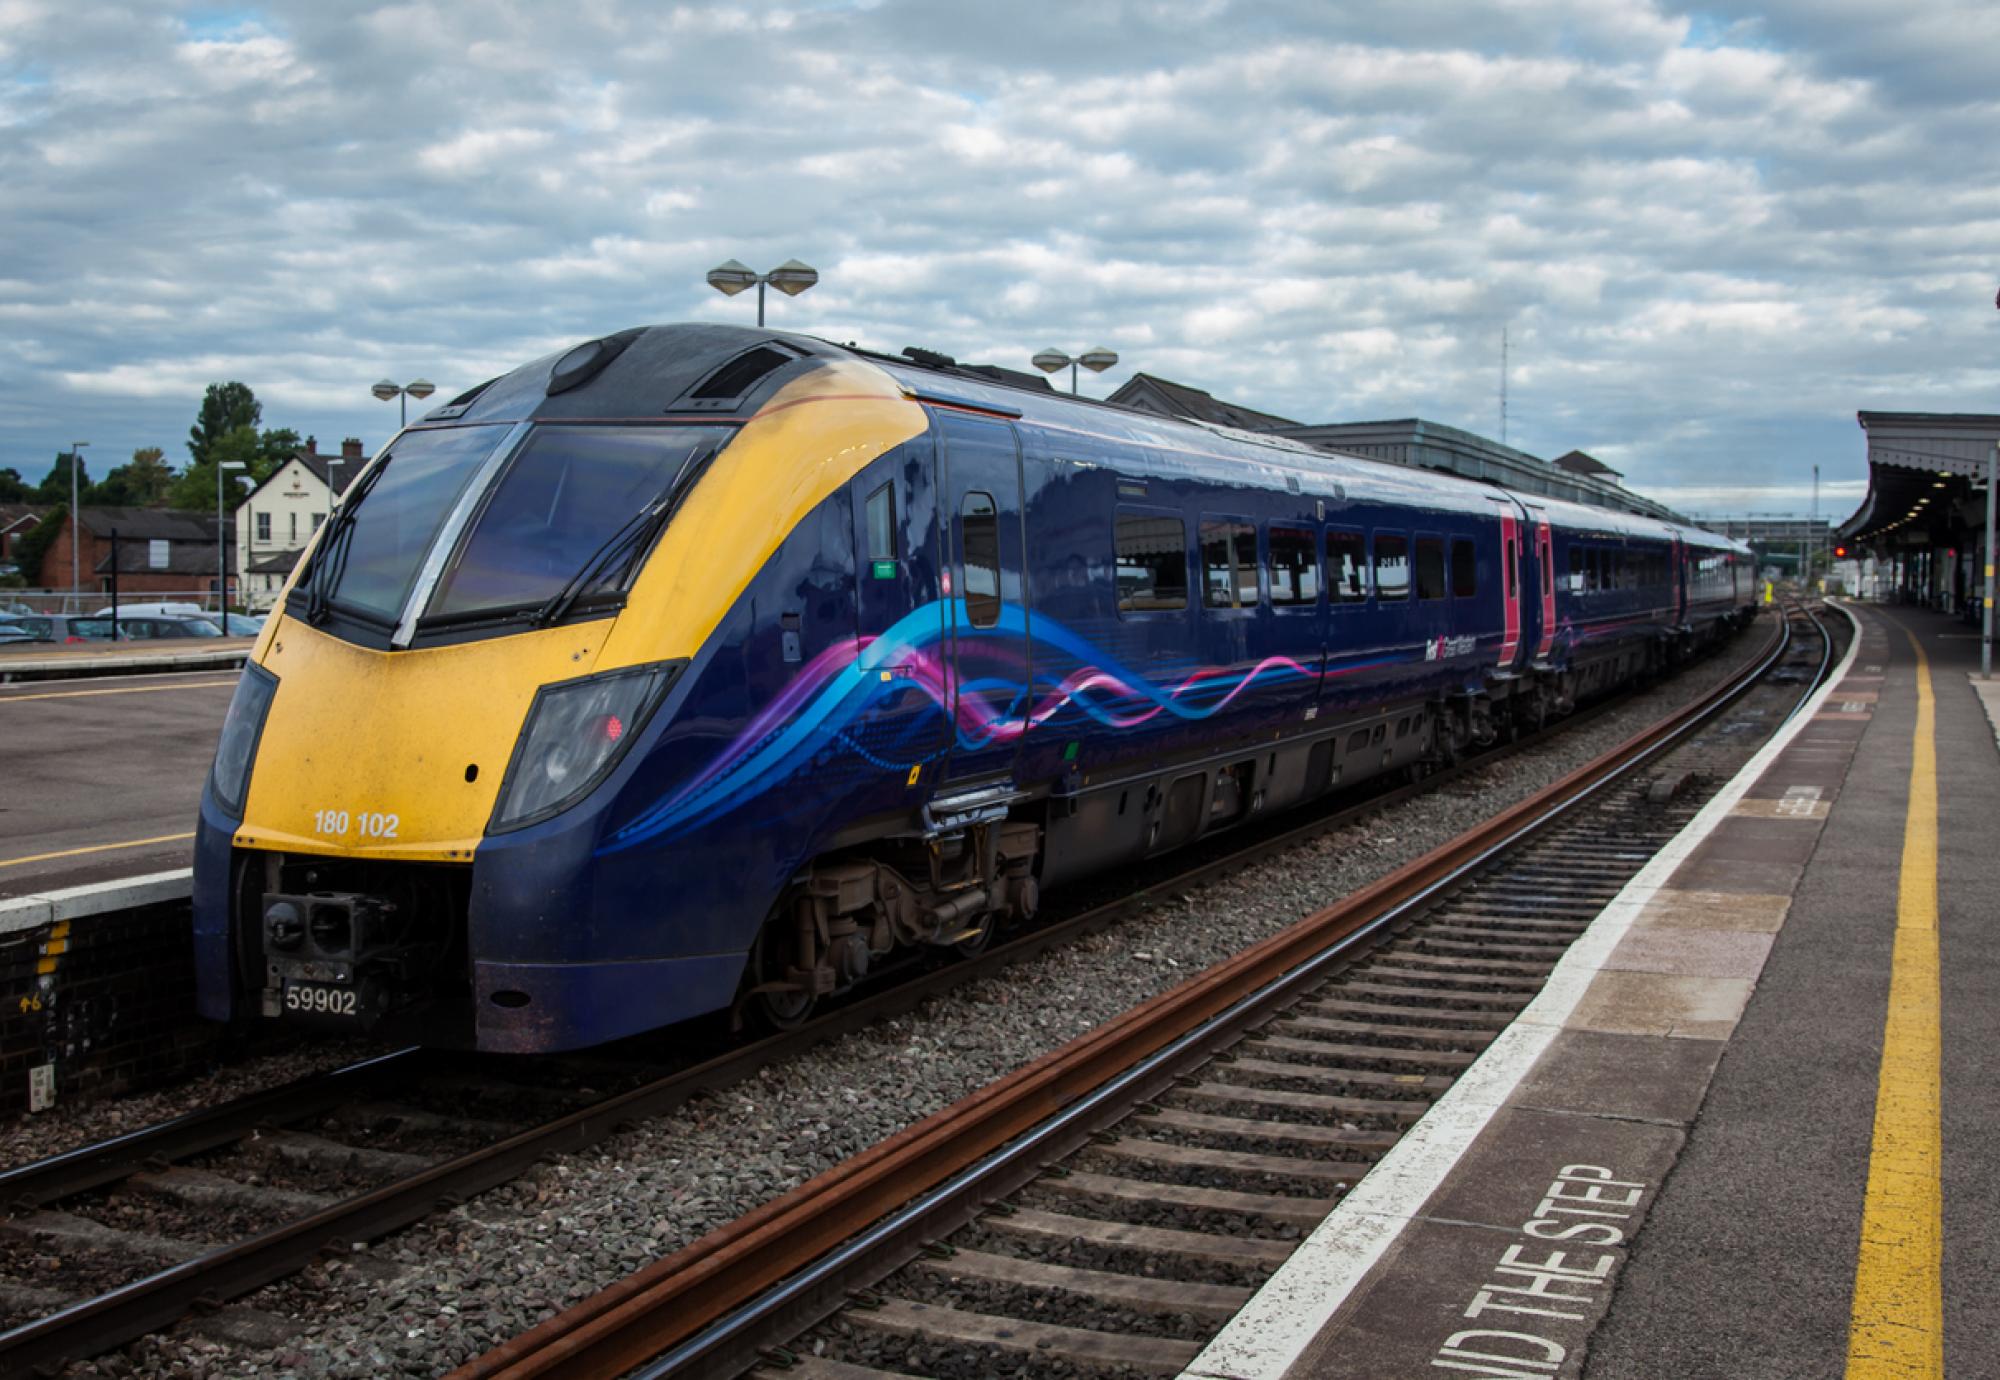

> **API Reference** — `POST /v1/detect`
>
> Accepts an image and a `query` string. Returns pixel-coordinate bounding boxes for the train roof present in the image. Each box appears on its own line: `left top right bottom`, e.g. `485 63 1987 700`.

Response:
421 322 1748 555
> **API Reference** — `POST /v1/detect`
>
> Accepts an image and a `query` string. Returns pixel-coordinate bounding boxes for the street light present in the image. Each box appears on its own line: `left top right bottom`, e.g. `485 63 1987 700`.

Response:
217 460 247 620
706 258 819 327
68 441 89 593
1031 347 1119 395
372 377 437 427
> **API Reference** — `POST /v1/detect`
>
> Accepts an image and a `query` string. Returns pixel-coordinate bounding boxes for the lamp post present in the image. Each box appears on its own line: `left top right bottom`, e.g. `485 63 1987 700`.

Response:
1031 347 1119 395
216 460 246 619
371 378 437 427
68 441 89 593
706 259 819 327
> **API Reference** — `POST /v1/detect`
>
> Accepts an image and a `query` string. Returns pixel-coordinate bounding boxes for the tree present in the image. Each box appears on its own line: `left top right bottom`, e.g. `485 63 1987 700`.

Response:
0 467 26 503
188 382 262 468
168 426 263 511
257 428 302 474
89 447 175 507
34 451 90 505
11 502 65 585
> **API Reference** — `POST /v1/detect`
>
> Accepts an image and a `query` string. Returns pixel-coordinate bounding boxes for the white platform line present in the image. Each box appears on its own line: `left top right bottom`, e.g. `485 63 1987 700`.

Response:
1183 605 1865 1380
0 868 195 936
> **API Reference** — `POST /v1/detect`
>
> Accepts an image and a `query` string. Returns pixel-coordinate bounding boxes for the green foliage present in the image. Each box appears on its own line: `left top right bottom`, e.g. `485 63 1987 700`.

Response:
0 467 26 503
35 451 91 504
188 382 262 467
11 501 65 584
89 447 175 508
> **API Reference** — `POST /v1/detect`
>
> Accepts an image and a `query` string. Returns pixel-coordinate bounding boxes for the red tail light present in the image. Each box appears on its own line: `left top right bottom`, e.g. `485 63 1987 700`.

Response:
604 714 624 743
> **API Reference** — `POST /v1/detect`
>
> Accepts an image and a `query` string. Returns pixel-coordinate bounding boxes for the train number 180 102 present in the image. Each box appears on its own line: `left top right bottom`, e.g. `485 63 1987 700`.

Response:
312 809 399 839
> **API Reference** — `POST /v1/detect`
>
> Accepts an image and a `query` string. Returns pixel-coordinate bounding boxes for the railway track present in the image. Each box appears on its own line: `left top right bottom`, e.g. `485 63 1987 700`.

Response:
0 610 1813 1376
448 601 1837 1380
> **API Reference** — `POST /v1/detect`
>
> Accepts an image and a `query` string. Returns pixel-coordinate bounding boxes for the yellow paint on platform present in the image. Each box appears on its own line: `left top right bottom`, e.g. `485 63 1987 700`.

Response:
1846 622 1943 1379
0 831 195 869
0 679 235 704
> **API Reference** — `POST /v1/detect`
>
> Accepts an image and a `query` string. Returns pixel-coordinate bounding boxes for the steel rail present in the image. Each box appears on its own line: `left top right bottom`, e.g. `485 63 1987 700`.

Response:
449 613 1794 1380
0 617 1785 1376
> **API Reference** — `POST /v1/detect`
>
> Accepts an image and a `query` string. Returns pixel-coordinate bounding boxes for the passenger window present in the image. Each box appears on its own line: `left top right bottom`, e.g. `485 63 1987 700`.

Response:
1268 524 1319 607
1116 512 1188 612
1200 519 1259 609
1594 549 1609 592
1569 547 1586 593
1327 529 1368 603
1415 537 1447 600
1373 533 1410 601
1505 538 1517 598
865 482 896 561
1451 539 1478 598
960 492 1001 628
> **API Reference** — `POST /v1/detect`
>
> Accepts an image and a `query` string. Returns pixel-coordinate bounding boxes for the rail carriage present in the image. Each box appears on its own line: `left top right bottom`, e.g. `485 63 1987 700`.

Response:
193 323 1753 1051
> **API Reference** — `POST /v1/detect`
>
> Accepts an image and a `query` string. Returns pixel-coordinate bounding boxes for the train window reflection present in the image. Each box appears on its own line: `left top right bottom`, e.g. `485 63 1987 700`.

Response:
1200 519 1258 609
1268 524 1319 607
1327 529 1367 603
1373 533 1410 601
1116 512 1188 613
429 424 733 621
960 491 1001 628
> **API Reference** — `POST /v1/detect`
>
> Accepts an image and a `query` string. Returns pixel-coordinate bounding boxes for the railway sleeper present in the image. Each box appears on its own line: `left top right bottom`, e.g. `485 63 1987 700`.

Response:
1039 1169 1333 1230
915 1247 1253 1320
843 1295 1202 1375
1090 1137 1370 1188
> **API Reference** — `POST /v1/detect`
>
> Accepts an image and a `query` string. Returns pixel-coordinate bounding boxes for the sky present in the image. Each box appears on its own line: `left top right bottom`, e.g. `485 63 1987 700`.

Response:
4 0 1998 522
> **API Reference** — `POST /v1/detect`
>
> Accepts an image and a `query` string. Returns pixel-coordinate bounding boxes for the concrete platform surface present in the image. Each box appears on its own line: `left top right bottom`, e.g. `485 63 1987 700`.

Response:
0 668 236 898
1185 604 1996 1380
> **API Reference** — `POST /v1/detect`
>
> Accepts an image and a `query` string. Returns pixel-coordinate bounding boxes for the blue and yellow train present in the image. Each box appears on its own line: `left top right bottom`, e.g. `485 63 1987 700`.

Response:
194 323 1754 1051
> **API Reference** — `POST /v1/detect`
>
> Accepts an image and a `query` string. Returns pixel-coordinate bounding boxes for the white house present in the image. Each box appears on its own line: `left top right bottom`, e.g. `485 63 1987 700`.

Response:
234 437 369 609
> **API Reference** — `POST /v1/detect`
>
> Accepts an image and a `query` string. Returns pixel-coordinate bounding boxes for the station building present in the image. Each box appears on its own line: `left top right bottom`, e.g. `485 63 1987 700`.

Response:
231 437 365 609
1835 411 1998 624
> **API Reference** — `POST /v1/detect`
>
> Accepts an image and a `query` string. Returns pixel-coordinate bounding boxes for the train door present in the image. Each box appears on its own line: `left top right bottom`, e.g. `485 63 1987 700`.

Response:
1671 535 1687 624
849 435 948 782
935 409 1032 787
1492 500 1523 670
1528 507 1556 661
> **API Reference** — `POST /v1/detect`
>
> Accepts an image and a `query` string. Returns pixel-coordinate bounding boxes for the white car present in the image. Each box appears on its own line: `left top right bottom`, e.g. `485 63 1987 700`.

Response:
93 601 208 620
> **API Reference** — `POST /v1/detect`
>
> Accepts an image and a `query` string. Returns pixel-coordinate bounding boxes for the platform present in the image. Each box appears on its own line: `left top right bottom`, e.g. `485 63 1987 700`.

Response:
1187 603 1995 1379
0 668 234 899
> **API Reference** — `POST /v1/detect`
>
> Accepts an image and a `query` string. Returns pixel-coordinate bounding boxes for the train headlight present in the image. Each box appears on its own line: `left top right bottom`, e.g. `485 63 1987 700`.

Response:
489 662 681 832
209 663 279 819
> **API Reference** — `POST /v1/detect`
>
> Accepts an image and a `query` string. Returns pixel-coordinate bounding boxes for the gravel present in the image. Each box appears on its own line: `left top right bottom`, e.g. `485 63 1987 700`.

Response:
50 629 1771 1379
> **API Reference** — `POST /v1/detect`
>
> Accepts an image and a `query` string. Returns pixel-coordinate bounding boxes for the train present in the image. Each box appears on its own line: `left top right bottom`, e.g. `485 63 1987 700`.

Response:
193 323 1755 1052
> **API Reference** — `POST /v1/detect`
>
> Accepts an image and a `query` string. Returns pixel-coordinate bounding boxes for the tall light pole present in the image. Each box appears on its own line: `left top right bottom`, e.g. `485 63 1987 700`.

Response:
372 378 436 427
706 259 819 327
1032 347 1119 395
68 441 89 593
216 460 246 618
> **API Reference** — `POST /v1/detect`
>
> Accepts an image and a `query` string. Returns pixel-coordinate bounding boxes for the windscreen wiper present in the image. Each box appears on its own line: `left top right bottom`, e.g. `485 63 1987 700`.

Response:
530 442 722 629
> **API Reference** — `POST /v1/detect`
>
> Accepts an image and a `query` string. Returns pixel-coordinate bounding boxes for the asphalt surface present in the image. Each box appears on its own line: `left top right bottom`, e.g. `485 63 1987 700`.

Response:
1583 605 1997 1379
0 668 237 898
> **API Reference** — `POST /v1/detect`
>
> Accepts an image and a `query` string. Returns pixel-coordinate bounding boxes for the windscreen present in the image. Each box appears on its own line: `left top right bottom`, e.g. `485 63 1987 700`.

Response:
426 425 732 620
323 425 512 621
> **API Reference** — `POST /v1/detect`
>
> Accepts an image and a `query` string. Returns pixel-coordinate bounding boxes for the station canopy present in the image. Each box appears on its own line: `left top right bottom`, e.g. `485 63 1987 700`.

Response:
1838 412 1998 549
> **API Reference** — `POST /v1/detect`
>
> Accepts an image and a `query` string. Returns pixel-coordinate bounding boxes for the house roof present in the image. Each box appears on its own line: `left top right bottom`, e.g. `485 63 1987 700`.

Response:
237 451 364 509
0 503 48 534
1552 449 1622 479
1107 373 1301 432
76 506 222 541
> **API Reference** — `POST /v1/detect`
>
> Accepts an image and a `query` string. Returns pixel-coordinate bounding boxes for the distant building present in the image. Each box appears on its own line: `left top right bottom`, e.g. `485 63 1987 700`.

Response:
36 506 235 598
1552 449 1622 483
1109 374 1302 431
234 436 367 609
1 503 48 570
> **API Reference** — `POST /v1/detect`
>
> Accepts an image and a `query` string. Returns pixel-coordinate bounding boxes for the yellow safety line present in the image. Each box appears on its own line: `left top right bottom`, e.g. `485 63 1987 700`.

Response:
1846 621 1943 1378
0 678 235 704
0 832 196 869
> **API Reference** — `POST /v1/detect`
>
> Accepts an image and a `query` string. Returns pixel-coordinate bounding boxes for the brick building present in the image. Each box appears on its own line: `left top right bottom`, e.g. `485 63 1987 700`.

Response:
35 506 236 600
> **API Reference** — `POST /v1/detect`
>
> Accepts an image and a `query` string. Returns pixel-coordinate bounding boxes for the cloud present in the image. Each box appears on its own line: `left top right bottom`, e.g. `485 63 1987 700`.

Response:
0 0 1995 522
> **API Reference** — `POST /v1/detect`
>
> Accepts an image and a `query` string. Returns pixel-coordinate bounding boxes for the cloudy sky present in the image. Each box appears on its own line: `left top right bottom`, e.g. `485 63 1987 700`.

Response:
4 0 1997 520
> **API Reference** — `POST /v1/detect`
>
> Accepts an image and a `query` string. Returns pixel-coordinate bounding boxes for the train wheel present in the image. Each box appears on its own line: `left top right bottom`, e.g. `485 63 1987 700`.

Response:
743 922 816 1032
952 911 996 959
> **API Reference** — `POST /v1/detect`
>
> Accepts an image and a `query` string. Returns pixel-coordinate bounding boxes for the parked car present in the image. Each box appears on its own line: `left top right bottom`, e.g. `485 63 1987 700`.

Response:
0 613 122 643
92 601 208 620
0 618 44 644
210 611 266 636
118 616 227 640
